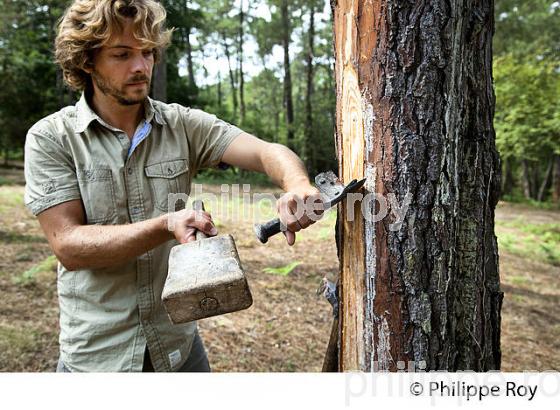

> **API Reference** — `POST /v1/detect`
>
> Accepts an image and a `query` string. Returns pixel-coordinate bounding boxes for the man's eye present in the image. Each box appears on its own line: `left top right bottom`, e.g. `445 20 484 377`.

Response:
114 53 128 58
142 50 154 57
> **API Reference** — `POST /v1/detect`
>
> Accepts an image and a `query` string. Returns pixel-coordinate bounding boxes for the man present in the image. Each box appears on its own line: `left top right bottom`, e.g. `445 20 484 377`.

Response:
24 0 322 372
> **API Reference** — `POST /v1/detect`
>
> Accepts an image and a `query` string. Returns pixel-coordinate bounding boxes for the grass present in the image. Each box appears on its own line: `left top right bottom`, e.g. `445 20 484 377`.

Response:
0 323 38 355
500 195 560 211
509 275 530 286
263 261 302 276
0 231 47 244
194 168 274 188
0 176 10 187
12 255 58 286
496 219 560 266
0 187 23 212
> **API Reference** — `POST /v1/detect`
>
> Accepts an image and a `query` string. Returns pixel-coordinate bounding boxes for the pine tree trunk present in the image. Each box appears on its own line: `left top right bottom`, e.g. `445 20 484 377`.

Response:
281 0 295 150
333 0 502 371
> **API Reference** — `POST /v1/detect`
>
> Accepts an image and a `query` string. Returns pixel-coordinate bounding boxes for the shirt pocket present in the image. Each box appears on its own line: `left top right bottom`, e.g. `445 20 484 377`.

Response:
77 168 117 224
144 159 190 212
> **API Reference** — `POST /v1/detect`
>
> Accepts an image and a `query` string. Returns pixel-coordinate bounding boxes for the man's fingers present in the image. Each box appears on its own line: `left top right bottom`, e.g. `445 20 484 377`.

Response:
182 227 197 244
283 230 296 246
190 219 218 236
172 209 218 243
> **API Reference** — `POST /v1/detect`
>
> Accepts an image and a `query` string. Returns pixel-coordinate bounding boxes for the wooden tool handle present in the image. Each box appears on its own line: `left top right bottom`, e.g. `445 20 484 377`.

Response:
192 200 208 241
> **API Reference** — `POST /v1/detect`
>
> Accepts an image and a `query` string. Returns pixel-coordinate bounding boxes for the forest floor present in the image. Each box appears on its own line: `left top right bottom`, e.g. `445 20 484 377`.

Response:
0 165 558 372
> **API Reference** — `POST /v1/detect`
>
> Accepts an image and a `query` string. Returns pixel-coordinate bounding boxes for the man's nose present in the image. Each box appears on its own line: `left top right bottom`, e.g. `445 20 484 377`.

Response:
131 53 149 73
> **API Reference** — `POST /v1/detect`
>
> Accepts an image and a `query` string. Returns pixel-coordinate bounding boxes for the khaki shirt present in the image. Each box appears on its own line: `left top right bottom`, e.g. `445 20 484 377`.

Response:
23 94 243 372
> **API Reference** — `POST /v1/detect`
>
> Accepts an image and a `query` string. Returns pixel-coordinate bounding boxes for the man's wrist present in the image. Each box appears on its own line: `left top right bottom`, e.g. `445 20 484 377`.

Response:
158 213 175 241
284 176 314 193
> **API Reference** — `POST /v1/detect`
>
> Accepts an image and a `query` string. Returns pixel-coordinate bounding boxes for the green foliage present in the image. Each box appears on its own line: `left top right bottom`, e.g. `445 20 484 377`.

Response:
12 255 58 286
493 0 560 203
263 261 302 276
494 52 560 161
496 219 560 266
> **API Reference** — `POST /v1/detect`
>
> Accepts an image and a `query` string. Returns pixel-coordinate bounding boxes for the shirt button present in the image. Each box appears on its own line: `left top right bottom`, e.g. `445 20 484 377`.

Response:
167 167 173 175
127 168 133 175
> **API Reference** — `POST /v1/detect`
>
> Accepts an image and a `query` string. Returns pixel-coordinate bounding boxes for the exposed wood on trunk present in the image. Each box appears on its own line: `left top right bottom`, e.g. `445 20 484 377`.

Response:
332 0 502 371
281 0 295 150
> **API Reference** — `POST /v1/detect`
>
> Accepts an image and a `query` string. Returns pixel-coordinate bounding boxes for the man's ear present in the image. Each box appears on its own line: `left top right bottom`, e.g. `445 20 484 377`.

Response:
82 49 97 74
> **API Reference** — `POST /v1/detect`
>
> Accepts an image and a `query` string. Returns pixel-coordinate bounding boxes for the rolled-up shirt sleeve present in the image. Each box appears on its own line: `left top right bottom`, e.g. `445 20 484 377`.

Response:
24 125 81 216
180 107 244 173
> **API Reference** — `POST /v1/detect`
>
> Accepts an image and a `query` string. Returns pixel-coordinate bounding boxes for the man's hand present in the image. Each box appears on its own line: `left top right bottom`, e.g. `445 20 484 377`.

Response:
221 132 325 246
276 185 324 246
167 208 219 244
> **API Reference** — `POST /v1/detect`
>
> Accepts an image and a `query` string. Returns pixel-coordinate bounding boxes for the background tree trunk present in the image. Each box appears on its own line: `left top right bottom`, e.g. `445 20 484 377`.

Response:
537 157 554 202
152 50 167 102
304 2 316 173
238 0 246 126
281 0 295 150
552 154 560 204
501 157 514 197
185 26 197 91
522 160 533 200
222 33 238 120
333 0 502 371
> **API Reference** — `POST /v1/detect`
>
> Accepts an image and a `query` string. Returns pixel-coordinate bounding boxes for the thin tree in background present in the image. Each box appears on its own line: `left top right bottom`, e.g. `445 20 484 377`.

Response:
281 0 295 150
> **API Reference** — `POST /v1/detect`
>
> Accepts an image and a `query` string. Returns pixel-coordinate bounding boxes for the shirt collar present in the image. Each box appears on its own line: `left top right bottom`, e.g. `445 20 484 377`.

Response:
75 93 166 134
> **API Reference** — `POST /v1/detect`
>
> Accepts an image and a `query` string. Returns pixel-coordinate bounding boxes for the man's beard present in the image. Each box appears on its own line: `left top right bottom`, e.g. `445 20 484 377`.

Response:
91 71 150 106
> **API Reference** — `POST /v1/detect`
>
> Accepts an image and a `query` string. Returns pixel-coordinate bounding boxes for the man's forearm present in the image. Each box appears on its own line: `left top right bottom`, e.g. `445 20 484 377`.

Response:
260 143 313 191
60 215 172 271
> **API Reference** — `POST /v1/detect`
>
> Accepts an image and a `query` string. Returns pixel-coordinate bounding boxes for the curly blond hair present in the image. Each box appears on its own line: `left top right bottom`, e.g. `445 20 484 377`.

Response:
55 0 172 91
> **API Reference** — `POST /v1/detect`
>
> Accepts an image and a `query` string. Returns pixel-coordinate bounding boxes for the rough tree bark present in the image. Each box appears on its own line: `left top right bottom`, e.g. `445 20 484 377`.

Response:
332 0 502 371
